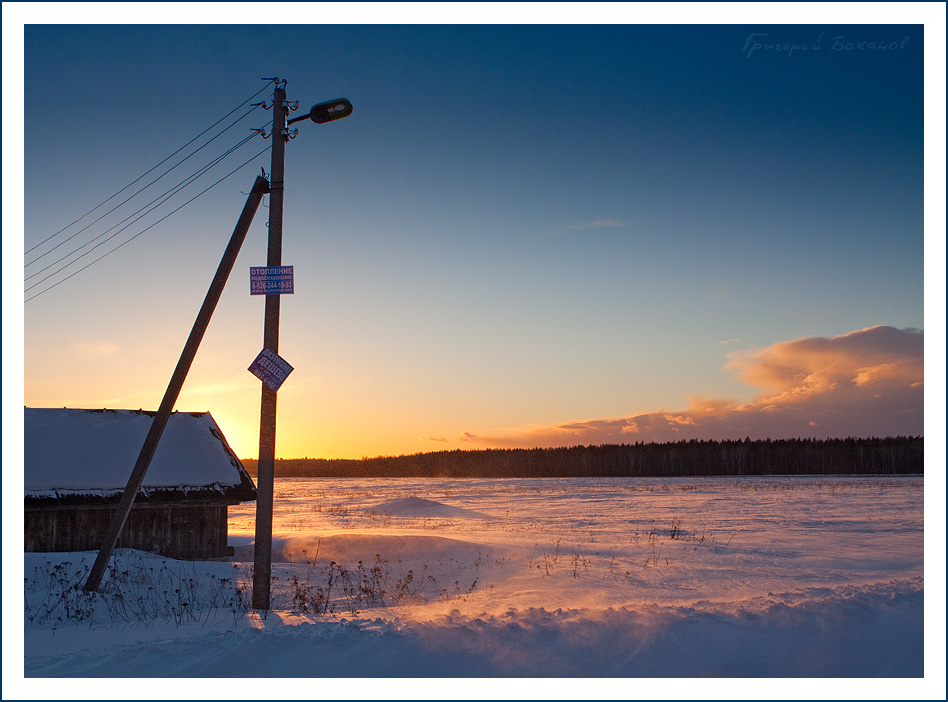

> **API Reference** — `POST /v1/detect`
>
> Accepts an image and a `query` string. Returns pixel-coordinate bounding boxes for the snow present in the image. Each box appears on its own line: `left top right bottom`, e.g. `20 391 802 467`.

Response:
254 533 499 566
24 408 249 495
11 475 944 698
366 495 495 519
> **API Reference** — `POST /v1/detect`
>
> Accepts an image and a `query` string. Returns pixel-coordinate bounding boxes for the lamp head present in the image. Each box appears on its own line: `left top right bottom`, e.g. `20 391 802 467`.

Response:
308 98 353 124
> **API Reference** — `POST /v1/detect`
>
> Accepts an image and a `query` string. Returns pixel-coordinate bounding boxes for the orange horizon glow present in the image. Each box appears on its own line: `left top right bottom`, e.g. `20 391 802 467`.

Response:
151 326 931 460
23 326 924 461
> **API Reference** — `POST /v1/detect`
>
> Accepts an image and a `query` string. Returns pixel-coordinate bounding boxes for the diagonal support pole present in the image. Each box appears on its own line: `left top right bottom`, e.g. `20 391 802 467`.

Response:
83 175 270 592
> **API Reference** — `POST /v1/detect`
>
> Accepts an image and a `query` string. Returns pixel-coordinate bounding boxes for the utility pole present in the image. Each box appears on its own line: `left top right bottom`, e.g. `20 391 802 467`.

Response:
248 82 352 610
81 78 350 604
252 82 287 610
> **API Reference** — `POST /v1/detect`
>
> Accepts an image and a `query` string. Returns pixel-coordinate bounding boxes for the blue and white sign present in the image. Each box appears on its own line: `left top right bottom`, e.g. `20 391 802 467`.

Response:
248 347 294 392
250 266 294 295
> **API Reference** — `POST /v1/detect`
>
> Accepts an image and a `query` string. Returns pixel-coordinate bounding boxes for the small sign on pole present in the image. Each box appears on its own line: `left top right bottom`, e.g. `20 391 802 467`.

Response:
250 265 294 295
248 347 294 392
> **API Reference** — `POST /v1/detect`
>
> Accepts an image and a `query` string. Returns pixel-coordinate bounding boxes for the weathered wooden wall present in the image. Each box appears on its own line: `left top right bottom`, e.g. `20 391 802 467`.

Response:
25 503 230 560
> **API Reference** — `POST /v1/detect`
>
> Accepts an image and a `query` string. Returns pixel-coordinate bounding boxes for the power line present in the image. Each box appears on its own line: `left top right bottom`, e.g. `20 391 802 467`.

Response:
26 133 264 290
25 80 276 257
25 143 272 303
26 131 260 281
25 105 260 268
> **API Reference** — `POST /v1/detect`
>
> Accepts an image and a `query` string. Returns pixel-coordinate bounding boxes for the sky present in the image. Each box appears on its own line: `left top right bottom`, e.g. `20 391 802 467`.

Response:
6 4 945 461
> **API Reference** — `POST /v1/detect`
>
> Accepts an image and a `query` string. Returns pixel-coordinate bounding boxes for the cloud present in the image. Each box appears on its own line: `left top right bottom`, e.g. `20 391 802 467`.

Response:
555 219 627 234
419 435 448 443
725 325 923 398
460 326 924 448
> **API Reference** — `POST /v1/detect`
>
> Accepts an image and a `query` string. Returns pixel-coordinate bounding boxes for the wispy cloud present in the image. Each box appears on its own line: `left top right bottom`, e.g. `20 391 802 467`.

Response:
419 435 448 443
458 326 924 447
554 219 627 234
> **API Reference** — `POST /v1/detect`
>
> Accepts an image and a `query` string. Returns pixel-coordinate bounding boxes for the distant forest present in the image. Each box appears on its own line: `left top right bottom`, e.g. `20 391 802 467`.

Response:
242 436 923 479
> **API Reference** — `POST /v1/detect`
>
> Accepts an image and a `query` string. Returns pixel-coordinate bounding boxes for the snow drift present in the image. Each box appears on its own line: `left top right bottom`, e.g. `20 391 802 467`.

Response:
22 578 924 678
16 475 936 696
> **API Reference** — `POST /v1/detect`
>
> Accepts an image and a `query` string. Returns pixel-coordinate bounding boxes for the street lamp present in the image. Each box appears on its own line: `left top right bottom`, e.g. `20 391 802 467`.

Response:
288 98 354 125
252 84 352 611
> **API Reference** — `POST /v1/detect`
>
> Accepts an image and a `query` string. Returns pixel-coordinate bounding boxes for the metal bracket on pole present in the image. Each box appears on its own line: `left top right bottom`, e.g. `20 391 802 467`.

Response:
83 175 269 593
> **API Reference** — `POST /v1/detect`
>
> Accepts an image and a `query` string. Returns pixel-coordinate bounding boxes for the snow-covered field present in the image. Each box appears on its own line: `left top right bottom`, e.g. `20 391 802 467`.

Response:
14 475 943 698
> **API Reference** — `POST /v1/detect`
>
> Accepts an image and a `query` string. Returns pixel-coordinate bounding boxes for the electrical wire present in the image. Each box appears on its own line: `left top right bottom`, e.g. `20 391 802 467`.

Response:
24 79 279 302
25 142 272 303
26 132 264 289
26 132 260 283
25 105 260 268
25 80 275 257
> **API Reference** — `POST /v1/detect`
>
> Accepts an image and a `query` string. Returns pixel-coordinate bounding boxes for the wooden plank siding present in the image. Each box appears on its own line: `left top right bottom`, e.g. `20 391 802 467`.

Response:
25 503 231 560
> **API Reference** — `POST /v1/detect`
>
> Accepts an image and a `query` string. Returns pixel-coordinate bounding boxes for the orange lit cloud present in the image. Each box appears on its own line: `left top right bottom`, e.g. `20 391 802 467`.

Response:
460 326 923 448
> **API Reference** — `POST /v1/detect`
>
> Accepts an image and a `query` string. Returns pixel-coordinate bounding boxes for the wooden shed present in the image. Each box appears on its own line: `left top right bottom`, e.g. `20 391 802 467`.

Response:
25 407 256 560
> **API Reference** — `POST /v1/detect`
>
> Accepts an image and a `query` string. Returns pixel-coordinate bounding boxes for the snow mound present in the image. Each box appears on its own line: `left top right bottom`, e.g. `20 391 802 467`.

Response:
365 496 494 519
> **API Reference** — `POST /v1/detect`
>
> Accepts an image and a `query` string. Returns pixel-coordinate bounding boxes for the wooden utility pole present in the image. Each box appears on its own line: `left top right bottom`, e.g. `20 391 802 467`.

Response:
83 175 269 593
251 82 287 610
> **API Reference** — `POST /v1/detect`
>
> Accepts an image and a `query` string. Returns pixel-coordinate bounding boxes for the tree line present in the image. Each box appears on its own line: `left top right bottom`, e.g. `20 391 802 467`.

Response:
242 436 923 479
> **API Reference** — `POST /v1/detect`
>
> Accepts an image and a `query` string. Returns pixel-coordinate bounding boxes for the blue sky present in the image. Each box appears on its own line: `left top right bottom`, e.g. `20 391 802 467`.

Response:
7 5 943 459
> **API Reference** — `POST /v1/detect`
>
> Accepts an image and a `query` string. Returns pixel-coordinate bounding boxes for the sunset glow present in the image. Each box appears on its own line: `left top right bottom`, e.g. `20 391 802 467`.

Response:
9 12 941 462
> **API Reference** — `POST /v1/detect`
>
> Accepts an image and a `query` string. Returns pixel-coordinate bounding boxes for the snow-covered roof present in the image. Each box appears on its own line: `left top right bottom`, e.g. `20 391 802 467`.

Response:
24 408 256 504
